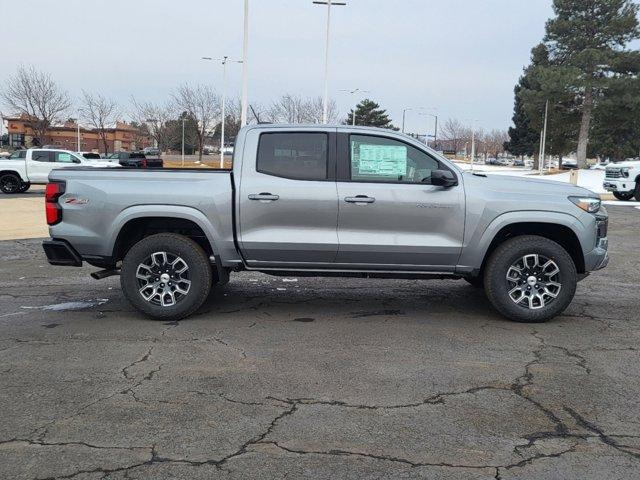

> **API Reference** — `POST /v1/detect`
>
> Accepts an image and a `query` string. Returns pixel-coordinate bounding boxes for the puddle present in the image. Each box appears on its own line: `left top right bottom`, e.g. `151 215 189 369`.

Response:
22 299 109 312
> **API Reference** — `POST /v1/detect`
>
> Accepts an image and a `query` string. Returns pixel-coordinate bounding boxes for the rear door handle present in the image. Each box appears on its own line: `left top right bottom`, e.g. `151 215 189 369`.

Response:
248 192 280 202
345 195 375 204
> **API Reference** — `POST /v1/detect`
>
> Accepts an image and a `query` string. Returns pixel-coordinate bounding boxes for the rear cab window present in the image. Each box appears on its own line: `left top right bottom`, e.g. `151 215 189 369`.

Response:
257 132 328 181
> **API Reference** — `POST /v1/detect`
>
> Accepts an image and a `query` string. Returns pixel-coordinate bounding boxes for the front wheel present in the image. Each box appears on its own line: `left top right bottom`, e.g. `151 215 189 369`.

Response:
18 182 31 193
484 235 577 323
0 173 22 194
634 183 640 202
121 233 212 320
613 191 634 201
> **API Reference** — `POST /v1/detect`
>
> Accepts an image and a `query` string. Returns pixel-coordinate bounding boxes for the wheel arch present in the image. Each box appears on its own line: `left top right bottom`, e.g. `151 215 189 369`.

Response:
459 212 587 276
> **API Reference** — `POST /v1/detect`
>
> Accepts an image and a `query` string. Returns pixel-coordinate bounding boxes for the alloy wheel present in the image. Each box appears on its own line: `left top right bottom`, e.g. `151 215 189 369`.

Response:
506 254 562 310
136 251 191 307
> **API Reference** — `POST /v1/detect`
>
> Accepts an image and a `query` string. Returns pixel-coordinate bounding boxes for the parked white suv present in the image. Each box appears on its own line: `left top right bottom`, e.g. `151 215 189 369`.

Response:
0 148 117 193
603 159 640 201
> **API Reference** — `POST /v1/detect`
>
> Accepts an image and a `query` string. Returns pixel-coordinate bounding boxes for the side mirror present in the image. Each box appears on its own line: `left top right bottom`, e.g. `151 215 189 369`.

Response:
430 169 458 187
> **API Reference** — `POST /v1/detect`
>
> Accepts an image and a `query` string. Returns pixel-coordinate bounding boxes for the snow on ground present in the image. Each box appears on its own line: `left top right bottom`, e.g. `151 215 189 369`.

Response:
454 161 607 194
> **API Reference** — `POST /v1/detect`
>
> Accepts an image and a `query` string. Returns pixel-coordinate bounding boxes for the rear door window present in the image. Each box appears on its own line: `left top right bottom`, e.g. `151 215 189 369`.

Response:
31 151 52 162
257 133 328 181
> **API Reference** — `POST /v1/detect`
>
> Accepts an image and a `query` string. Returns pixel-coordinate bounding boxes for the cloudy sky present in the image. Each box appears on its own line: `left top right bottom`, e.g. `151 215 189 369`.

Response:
1 0 554 133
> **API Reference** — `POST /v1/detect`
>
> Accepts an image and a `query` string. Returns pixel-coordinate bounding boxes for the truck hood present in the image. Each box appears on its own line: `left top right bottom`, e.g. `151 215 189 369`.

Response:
607 161 640 169
465 171 597 198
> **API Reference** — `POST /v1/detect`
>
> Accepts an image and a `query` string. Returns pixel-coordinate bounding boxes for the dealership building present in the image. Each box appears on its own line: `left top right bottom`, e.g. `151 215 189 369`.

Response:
5 114 150 152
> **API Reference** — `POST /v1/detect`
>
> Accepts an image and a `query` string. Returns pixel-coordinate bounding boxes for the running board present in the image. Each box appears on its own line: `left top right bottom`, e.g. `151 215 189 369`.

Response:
91 268 121 280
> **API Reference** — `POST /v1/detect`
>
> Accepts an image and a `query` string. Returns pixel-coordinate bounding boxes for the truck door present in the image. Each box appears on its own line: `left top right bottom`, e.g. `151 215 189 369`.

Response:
238 129 339 267
335 132 465 270
26 150 54 183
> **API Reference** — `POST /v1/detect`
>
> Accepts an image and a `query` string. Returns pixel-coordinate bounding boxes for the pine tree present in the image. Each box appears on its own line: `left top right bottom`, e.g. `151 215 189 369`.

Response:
504 78 538 158
345 99 398 130
544 0 640 167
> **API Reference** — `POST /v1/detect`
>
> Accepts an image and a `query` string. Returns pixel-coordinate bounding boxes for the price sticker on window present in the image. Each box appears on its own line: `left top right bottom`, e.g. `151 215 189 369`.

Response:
357 144 407 176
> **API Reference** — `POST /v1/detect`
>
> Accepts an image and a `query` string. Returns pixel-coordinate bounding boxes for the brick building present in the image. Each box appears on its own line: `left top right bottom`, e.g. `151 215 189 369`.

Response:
5 114 151 152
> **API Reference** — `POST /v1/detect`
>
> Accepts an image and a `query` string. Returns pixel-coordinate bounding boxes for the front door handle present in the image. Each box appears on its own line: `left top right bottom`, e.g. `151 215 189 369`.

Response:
248 192 280 202
345 195 375 204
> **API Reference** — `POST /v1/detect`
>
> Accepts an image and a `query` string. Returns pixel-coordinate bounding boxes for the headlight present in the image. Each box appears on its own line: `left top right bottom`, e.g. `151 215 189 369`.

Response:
569 196 601 213
621 167 630 178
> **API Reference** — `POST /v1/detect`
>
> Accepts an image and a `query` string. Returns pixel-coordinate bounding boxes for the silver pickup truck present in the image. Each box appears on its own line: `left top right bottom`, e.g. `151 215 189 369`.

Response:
42 125 609 322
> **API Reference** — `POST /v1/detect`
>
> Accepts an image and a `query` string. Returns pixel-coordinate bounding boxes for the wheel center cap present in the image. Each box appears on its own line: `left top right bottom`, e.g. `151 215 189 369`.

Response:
527 275 537 286
160 273 171 283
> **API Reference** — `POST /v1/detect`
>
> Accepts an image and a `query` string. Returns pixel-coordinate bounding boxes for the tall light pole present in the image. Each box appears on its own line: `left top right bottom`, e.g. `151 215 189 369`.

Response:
341 88 369 126
240 0 249 127
313 0 347 124
76 110 81 152
401 108 412 133
181 116 186 167
202 56 242 169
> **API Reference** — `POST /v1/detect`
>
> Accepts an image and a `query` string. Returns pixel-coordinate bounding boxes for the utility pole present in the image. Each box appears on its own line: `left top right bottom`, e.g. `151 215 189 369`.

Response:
401 108 412 133
419 112 438 148
240 0 249 127
181 117 186 167
470 126 476 172
313 0 347 124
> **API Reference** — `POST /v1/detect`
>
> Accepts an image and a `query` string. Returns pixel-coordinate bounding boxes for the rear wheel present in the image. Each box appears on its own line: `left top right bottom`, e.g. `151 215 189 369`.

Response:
613 191 634 201
0 173 21 194
484 235 577 323
121 233 212 320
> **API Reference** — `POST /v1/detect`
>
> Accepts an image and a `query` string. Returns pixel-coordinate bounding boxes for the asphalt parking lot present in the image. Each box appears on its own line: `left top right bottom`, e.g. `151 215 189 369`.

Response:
1 206 639 479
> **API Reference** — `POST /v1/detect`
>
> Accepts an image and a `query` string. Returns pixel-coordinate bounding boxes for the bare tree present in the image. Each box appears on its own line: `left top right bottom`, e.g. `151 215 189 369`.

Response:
80 91 119 154
266 94 338 124
440 118 467 154
171 84 220 161
1 65 71 146
130 98 175 152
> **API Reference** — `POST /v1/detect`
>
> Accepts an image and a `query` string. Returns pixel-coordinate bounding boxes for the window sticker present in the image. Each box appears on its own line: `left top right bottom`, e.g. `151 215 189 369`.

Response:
355 144 407 176
58 153 72 162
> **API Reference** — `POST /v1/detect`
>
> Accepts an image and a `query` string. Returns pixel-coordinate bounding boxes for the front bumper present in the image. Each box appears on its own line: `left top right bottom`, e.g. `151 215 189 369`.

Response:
584 214 609 272
42 239 83 267
603 179 634 192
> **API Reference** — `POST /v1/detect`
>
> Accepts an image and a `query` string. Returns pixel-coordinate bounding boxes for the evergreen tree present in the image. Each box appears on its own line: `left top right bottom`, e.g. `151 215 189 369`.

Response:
345 99 398 130
543 0 640 167
504 78 538 158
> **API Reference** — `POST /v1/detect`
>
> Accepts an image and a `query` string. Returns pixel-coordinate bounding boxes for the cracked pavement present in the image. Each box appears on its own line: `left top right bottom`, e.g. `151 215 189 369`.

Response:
0 206 639 479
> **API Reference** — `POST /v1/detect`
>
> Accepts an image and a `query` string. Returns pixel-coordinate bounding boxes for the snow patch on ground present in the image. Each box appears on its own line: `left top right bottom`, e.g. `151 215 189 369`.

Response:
21 299 109 311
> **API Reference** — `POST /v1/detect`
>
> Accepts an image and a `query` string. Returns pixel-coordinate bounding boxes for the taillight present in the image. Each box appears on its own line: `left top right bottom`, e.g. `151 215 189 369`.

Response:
45 181 65 225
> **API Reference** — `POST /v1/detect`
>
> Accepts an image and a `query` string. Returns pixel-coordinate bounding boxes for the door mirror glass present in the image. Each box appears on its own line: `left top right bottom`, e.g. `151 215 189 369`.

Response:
429 169 458 187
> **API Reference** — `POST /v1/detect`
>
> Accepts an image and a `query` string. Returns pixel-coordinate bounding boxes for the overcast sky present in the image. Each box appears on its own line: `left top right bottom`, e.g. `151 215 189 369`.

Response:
1 0 555 133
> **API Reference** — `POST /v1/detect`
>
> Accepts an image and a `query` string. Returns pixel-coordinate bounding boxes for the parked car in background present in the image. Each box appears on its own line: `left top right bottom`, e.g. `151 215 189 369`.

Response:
105 151 163 169
603 159 640 201
0 148 118 194
143 147 161 157
43 124 609 323
562 158 578 169
77 152 103 160
513 158 525 167
0 151 11 159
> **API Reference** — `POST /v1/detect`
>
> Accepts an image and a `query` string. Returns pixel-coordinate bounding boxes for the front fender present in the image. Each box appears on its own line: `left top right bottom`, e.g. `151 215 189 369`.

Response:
457 210 586 272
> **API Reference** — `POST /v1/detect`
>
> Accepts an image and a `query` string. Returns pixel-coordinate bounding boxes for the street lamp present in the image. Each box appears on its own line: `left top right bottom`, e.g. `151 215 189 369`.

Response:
202 56 242 169
313 0 347 124
419 112 438 149
181 116 186 167
340 88 370 126
241 0 250 127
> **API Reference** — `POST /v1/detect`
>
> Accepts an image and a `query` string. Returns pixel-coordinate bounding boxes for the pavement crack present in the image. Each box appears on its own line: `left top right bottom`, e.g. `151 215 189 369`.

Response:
121 346 154 379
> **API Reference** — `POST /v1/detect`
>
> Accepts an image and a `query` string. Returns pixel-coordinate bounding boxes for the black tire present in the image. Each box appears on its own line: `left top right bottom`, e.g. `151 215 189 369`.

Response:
484 235 577 323
18 182 31 193
613 191 634 201
634 181 640 202
0 173 22 194
120 233 212 320
463 276 484 288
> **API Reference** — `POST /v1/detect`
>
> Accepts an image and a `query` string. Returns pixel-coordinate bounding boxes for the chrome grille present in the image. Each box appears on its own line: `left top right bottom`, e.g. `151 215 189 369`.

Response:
605 169 622 179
